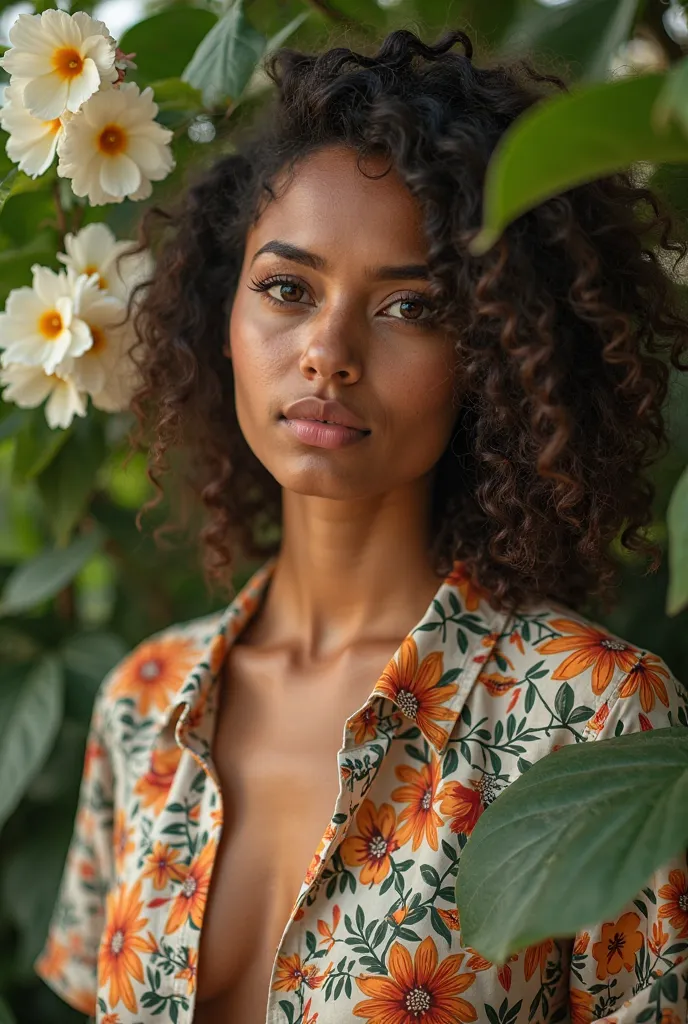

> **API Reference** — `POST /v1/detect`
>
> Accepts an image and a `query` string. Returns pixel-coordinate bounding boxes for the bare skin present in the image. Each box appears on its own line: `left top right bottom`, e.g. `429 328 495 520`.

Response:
193 144 459 1021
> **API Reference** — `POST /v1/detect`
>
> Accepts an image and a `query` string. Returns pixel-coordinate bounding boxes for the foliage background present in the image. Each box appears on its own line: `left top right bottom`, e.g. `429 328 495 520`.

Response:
0 0 687 1021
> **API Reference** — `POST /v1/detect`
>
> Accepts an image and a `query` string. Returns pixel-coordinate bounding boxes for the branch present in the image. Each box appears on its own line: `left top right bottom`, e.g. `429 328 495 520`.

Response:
304 0 355 25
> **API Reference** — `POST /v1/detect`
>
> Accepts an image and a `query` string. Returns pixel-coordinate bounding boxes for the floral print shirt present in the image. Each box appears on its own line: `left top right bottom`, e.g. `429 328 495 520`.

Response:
35 558 688 1024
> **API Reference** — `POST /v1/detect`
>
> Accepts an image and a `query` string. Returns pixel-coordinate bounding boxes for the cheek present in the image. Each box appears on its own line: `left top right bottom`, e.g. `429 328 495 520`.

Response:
380 342 458 450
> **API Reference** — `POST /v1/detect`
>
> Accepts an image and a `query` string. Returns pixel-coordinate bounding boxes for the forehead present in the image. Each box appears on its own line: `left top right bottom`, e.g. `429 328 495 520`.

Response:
247 145 429 262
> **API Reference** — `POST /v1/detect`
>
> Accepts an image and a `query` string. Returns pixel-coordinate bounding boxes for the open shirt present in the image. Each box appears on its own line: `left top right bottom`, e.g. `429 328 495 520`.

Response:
35 557 688 1023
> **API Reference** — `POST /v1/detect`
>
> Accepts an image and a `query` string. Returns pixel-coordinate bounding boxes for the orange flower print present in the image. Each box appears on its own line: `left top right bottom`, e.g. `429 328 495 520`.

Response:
648 920 669 956
340 800 400 885
536 619 638 694
524 939 553 981
438 907 460 932
353 935 477 1024
390 905 409 926
113 809 135 875
208 631 228 677
110 635 204 716
273 953 332 991
165 841 216 935
658 870 688 938
305 823 337 886
660 1012 683 1024
506 687 521 713
175 948 198 995
437 779 484 836
573 932 590 955
375 636 457 751
587 702 609 734
591 911 643 980
83 737 105 781
618 653 670 714
570 986 595 1024
97 880 149 1014
317 905 341 951
141 842 185 891
392 757 443 852
445 561 490 611
133 746 182 814
36 934 68 979
479 672 519 697
102 1015 121 1024
509 629 525 656
349 704 379 744
303 997 319 1024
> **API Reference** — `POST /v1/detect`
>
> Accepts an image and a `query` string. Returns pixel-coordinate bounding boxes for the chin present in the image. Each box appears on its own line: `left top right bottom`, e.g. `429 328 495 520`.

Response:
272 460 382 501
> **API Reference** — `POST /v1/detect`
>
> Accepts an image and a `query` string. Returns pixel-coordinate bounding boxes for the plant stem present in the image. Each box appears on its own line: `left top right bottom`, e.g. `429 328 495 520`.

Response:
304 0 353 24
52 181 68 246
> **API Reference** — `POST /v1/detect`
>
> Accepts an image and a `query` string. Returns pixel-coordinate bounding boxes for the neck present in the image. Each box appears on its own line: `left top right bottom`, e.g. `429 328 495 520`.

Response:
248 477 445 662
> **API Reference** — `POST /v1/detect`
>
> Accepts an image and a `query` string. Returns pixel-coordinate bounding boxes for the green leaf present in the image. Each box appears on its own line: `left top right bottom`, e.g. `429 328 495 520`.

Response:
182 0 266 110
145 77 204 114
455 727 688 963
0 657 64 830
501 0 640 82
0 526 104 616
0 167 18 214
653 57 688 138
242 11 312 102
119 8 218 87
11 406 73 484
667 464 688 616
36 417 107 546
471 72 688 256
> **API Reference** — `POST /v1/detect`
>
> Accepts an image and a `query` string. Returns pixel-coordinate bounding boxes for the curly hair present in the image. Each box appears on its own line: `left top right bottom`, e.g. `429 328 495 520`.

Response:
126 26 688 616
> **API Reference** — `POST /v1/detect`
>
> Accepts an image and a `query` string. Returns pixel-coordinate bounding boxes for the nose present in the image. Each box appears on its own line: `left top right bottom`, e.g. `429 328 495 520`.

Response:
298 308 363 384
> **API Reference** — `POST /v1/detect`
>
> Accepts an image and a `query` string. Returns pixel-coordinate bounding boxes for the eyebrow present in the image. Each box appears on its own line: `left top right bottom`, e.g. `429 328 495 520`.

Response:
249 239 430 281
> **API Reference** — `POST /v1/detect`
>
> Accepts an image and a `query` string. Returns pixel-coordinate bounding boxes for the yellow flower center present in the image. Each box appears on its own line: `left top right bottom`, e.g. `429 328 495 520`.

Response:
395 689 419 719
89 326 106 353
84 265 107 289
48 118 62 136
39 310 63 339
53 47 84 80
98 124 127 156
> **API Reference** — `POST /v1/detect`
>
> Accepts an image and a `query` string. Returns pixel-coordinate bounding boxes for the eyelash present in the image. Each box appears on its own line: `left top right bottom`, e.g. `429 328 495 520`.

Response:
247 273 437 327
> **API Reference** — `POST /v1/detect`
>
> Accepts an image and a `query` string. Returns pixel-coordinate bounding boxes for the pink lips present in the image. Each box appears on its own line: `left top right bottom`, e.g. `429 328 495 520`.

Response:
280 396 370 450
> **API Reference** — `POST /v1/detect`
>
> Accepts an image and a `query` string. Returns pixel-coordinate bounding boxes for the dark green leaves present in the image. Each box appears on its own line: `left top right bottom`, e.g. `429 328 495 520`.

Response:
456 728 688 963
182 1 266 110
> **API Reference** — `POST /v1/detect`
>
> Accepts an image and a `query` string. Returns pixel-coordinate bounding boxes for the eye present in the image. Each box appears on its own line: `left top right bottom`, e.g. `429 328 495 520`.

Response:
248 274 312 307
381 294 436 325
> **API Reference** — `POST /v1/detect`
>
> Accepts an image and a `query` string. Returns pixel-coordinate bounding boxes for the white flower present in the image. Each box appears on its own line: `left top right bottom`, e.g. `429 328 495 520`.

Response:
0 84 64 178
56 82 174 206
53 281 130 400
57 222 153 303
0 10 117 121
0 265 96 375
0 361 87 429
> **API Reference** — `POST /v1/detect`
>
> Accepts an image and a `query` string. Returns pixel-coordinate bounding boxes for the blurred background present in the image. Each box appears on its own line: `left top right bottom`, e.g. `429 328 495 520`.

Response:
0 0 687 1020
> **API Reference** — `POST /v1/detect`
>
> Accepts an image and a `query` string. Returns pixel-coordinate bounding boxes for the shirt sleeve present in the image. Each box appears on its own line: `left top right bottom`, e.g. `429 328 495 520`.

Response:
568 654 688 1023
34 683 115 1017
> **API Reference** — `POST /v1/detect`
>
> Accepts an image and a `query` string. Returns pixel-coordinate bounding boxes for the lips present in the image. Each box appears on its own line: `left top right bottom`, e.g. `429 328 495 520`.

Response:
281 397 370 433
279 396 371 450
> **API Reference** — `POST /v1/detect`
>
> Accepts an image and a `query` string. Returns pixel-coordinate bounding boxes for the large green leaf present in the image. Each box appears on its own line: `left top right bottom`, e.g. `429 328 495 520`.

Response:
470 72 688 255
36 417 107 547
0 525 104 617
0 657 64 831
181 0 266 110
0 997 16 1024
0 168 18 216
501 0 640 81
455 727 688 963
242 11 312 102
119 7 218 88
667 464 688 616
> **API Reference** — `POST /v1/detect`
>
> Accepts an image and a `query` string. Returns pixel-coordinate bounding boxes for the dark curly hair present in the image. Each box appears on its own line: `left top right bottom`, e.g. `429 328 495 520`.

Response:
126 26 688 616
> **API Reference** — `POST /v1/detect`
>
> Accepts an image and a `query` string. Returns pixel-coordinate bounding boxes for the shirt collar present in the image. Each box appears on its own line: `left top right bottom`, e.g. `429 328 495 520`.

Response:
159 557 511 757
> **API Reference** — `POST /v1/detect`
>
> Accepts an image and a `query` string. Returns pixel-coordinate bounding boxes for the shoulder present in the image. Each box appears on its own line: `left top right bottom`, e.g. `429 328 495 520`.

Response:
484 596 688 740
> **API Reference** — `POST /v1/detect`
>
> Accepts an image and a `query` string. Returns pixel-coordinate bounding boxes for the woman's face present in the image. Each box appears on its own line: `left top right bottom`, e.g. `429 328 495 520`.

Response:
228 144 459 501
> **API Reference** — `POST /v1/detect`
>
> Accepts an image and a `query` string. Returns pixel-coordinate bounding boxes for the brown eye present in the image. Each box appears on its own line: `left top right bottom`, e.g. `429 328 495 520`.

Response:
383 296 434 324
269 281 306 303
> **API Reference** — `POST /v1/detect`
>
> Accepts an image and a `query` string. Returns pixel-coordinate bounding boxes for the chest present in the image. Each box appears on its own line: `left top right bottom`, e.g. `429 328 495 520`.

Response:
193 643 400 1014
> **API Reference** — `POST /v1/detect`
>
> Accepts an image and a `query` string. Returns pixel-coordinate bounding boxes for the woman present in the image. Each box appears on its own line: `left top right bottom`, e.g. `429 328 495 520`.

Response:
36 26 688 1024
